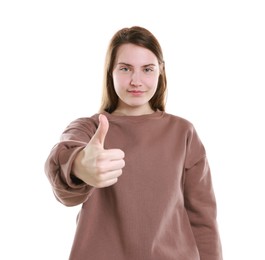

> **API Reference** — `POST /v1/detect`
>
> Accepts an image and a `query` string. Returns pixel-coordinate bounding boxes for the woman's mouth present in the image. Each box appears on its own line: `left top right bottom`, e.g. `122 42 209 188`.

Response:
128 90 145 96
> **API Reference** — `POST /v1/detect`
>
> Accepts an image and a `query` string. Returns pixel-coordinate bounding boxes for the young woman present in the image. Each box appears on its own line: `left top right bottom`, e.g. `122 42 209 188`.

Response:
45 26 223 260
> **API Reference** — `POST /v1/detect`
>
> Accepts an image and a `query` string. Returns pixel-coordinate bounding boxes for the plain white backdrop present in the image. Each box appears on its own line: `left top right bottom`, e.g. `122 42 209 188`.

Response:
1 0 264 259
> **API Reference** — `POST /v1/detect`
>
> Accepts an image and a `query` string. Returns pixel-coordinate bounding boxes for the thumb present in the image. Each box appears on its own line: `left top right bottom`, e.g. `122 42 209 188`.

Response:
90 114 109 148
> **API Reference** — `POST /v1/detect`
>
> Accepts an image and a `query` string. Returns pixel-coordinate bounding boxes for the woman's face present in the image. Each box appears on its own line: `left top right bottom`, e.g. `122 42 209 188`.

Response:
112 43 160 115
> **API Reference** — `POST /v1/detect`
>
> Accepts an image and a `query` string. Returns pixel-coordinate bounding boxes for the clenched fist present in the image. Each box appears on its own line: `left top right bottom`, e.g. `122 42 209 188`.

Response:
72 114 125 188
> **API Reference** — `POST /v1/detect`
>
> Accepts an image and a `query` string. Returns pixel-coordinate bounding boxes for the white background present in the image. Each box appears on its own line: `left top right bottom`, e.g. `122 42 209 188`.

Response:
1 0 264 259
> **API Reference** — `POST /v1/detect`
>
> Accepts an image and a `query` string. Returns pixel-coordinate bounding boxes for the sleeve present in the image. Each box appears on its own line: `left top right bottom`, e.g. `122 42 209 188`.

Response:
184 126 223 260
44 117 98 207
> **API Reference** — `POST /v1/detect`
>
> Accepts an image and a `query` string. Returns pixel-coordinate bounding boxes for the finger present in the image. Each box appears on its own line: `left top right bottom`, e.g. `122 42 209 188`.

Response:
97 178 119 188
97 159 125 173
98 169 123 182
100 149 125 161
90 114 109 148
95 170 123 188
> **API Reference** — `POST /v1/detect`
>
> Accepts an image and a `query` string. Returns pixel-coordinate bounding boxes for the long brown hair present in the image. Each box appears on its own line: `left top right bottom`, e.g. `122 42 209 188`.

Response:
99 26 167 113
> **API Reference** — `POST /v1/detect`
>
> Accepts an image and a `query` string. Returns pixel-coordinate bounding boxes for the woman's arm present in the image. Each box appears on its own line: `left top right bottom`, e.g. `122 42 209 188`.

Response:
44 118 97 206
184 126 223 260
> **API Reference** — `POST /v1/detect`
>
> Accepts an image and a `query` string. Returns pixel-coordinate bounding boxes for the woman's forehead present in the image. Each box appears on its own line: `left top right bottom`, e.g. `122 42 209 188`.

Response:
115 43 159 65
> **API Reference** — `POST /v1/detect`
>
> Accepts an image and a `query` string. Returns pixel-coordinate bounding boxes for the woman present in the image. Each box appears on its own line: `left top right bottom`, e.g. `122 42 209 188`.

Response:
45 26 223 260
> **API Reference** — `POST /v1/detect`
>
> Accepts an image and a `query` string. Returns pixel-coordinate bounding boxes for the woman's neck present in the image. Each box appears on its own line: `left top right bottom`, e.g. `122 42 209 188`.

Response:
112 106 155 116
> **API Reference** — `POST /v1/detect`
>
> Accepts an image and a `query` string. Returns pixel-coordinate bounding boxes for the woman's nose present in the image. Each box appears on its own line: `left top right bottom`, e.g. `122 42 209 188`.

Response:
130 71 142 87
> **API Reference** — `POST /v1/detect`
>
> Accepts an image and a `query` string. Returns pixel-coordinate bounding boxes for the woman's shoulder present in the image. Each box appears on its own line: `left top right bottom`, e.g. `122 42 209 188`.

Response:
163 112 195 130
62 113 100 136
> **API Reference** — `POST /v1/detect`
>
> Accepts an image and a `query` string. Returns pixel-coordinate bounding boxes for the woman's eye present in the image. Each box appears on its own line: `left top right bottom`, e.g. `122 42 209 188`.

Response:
144 67 154 73
120 67 130 72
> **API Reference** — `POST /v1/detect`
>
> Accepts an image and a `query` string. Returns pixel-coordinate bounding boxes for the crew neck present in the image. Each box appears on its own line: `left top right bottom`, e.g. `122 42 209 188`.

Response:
102 110 165 122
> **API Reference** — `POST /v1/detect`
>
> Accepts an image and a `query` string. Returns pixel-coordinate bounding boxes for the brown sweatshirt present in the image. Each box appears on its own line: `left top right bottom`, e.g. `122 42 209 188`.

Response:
45 110 223 260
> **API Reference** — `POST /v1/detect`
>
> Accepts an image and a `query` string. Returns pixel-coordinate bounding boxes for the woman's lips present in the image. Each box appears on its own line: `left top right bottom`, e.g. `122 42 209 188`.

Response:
128 90 145 96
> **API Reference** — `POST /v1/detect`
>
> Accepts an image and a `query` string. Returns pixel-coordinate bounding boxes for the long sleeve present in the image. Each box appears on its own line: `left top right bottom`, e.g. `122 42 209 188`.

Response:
44 117 98 206
184 127 223 260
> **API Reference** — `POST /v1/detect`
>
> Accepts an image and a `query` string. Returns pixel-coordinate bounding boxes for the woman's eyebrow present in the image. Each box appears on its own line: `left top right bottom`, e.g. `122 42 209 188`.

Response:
117 62 156 67
117 62 132 67
142 64 156 67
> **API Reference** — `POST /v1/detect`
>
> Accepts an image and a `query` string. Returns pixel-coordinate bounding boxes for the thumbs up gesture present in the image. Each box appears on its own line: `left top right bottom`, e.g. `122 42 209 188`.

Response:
72 114 125 188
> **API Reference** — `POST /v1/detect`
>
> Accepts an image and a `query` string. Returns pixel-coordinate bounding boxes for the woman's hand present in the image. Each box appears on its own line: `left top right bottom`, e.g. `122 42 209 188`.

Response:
72 114 125 188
